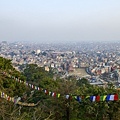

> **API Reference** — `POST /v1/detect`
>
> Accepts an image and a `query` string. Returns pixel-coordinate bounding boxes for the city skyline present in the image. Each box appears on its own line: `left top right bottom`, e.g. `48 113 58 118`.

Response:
0 0 120 43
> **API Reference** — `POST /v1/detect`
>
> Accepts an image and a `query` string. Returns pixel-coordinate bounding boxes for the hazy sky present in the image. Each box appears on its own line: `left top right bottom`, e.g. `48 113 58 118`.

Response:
0 0 120 43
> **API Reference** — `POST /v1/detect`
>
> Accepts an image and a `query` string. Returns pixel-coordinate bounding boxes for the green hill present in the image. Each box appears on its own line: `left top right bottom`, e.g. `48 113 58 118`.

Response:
0 56 120 120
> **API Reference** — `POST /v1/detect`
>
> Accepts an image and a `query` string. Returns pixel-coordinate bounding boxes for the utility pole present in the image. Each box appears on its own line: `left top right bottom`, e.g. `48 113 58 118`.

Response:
66 102 70 120
66 97 71 120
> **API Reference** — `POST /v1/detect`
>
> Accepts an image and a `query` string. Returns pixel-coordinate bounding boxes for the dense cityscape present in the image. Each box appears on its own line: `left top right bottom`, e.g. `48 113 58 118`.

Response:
1 41 120 88
1 0 120 119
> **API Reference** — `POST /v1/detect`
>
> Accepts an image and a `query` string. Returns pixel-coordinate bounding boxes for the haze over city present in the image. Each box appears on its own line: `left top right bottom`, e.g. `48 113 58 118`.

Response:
1 1 120 118
0 0 120 43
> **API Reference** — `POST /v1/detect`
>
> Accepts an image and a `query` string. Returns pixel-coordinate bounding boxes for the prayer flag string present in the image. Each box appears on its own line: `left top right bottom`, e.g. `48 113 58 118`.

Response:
2 71 120 103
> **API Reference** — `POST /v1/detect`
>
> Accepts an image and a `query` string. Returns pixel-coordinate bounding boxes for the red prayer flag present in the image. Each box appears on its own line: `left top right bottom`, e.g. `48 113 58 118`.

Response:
8 96 10 101
96 95 100 101
114 94 118 101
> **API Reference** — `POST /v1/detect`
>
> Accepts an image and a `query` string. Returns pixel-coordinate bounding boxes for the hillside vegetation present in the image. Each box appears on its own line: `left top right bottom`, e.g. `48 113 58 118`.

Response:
0 57 120 120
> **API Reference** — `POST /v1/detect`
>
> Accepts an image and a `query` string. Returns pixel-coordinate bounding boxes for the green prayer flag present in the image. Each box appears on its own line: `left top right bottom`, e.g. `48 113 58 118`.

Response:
86 96 89 98
100 95 107 101
57 93 60 98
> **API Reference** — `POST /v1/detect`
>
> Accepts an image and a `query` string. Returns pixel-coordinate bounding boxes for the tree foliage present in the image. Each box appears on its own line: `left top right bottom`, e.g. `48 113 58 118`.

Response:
0 57 120 120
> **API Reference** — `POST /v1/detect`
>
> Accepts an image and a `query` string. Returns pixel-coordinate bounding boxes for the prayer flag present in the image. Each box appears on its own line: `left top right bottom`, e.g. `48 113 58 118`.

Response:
96 95 100 102
44 90 48 94
32 85 34 89
52 92 56 97
2 92 4 97
76 96 81 102
85 95 90 99
90 96 96 102
5 94 7 99
37 87 40 90
57 93 60 98
7 96 10 101
49 91 52 95
100 95 107 101
29 84 31 87
114 94 118 101
35 86 37 90
66 95 69 99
